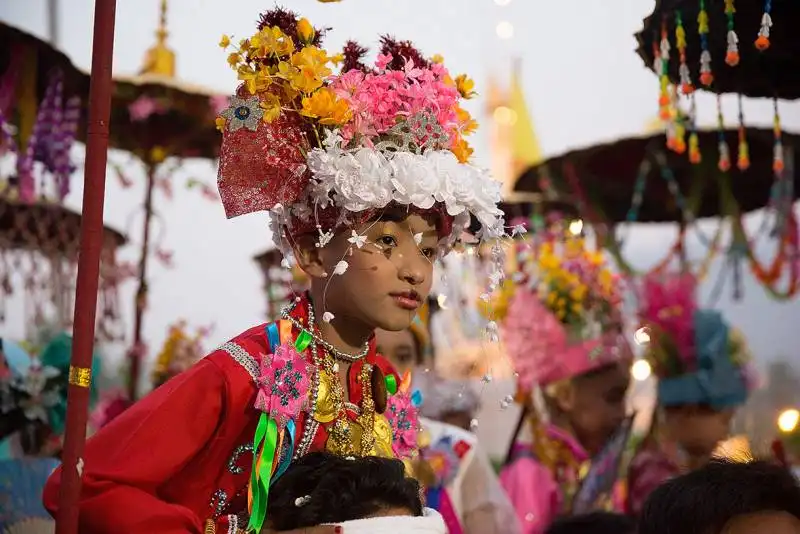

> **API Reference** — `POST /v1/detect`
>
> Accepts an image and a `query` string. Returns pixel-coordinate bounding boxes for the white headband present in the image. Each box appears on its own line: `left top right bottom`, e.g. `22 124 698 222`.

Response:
323 508 445 534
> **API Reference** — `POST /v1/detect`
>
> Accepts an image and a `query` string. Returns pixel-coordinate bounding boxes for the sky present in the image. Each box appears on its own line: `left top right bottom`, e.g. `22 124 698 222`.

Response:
1 0 799 396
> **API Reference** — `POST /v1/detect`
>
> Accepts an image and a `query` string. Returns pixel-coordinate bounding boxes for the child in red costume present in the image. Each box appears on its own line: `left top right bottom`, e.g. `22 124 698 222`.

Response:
43 7 504 534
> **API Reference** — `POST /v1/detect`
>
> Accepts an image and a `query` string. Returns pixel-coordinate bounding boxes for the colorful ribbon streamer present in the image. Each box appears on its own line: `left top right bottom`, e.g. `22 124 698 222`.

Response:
247 320 313 531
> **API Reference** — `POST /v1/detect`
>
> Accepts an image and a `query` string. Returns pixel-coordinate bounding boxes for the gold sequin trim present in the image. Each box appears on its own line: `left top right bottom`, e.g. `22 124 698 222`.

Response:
68 366 92 388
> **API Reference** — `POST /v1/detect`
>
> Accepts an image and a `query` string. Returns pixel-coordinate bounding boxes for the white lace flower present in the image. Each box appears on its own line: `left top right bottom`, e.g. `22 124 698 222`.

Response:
322 312 335 323
348 230 367 249
390 152 438 209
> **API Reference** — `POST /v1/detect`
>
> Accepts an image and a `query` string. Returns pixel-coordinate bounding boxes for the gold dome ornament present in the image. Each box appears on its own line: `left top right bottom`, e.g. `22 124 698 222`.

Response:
140 0 176 77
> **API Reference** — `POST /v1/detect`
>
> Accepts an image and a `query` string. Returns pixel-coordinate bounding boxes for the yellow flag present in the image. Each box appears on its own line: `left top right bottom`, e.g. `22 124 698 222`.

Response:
509 66 543 172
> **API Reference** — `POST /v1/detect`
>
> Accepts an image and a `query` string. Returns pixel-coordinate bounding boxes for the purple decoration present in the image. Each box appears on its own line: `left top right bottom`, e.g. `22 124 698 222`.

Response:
54 96 81 200
0 108 17 159
17 70 62 202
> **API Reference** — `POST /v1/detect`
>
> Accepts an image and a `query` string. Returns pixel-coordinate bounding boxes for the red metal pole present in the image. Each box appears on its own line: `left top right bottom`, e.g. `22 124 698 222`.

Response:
55 1 117 532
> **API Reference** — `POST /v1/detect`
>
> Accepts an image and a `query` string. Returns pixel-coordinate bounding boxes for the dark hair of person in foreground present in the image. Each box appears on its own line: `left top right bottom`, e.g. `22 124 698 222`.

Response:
265 452 424 531
639 459 800 534
545 512 635 534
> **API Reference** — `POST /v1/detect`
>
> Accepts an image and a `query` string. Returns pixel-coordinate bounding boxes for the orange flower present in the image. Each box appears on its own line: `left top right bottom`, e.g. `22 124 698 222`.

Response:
451 136 473 163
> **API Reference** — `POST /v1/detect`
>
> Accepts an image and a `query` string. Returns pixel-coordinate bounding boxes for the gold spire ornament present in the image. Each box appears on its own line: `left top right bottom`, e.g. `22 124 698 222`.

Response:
140 0 176 77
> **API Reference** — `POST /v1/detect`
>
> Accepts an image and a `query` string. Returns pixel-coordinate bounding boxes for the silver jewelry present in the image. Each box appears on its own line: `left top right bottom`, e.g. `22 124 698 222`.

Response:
295 495 312 507
280 299 369 363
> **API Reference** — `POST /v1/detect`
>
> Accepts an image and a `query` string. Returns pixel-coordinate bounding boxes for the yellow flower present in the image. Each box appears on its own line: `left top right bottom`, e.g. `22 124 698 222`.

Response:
227 52 242 68
215 116 226 132
259 93 283 123
431 54 445 64
300 88 351 125
219 34 231 48
571 302 583 315
569 284 587 302
296 18 316 44
454 74 476 99
237 64 271 95
456 106 478 136
598 269 613 293
330 53 345 66
289 47 332 93
251 27 295 59
587 250 605 266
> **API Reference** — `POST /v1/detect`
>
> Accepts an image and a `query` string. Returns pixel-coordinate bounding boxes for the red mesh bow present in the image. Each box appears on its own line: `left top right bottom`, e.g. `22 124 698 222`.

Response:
217 90 311 219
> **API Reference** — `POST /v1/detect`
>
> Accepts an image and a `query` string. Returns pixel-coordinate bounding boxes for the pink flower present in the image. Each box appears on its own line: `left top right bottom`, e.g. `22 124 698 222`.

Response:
386 390 419 459
128 95 165 122
255 344 312 429
375 53 393 71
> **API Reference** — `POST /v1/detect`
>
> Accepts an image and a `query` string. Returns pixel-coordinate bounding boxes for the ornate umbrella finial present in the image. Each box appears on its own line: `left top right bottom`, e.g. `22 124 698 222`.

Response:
140 0 175 77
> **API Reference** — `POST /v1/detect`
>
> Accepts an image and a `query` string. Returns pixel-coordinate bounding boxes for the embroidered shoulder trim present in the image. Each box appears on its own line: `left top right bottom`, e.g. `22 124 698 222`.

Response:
220 342 259 382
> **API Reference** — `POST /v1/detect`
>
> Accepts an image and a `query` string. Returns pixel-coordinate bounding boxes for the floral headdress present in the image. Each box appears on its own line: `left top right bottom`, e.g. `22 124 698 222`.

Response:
216 8 504 252
640 273 754 409
494 234 629 390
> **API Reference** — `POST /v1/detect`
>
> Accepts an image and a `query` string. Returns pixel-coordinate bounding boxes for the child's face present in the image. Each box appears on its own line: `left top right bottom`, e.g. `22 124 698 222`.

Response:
665 405 734 457
300 212 439 333
376 328 420 376
562 364 630 456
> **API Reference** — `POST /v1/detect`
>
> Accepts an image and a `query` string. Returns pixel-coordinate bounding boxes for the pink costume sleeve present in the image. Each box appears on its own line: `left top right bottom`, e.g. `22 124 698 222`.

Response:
499 456 559 534
627 448 679 516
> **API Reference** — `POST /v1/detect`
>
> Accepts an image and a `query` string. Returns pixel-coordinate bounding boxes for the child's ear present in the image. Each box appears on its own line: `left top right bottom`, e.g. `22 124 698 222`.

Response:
291 234 327 279
552 381 577 413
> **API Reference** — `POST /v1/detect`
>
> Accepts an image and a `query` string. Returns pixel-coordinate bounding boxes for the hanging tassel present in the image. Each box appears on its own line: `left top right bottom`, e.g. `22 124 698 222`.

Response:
716 95 731 171
773 98 784 173
736 95 749 170
675 11 694 94
671 87 686 154
724 0 740 66
698 0 714 86
658 22 672 120
688 94 701 164
755 0 773 51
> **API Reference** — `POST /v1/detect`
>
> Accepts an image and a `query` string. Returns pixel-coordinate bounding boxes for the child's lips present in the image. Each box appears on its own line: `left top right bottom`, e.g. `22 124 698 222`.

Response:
390 291 422 310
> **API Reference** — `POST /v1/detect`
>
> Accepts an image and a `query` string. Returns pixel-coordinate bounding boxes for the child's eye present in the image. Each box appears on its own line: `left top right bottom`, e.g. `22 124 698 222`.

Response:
421 247 436 259
379 235 398 248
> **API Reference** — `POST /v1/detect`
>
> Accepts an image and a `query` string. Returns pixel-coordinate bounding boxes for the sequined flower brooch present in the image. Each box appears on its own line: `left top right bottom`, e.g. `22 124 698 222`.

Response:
255 344 312 429
386 390 419 459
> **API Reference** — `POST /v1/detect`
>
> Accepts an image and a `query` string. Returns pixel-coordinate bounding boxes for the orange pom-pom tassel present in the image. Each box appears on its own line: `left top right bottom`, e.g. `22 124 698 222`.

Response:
755 35 770 50
700 72 714 86
726 51 740 66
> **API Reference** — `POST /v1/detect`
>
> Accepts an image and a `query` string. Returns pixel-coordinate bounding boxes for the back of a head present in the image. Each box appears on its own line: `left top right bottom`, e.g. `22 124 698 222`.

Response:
640 459 800 534
266 452 423 531
545 512 635 534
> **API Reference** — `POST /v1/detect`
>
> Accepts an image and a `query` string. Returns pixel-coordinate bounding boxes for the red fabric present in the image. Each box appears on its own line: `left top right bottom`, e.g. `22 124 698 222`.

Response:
43 296 396 532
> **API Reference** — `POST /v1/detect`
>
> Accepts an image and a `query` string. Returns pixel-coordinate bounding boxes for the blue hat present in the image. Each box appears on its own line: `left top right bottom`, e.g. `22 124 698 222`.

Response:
657 310 749 410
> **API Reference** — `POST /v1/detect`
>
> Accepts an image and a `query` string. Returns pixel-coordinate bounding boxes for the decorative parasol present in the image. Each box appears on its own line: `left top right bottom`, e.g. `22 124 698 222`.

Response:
106 0 224 400
635 0 799 99
513 127 799 223
0 21 125 341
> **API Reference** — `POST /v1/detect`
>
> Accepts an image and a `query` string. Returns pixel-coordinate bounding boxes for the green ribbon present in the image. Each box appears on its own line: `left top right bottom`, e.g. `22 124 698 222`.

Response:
248 414 279 532
295 329 312 352
246 327 313 531
385 373 398 396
